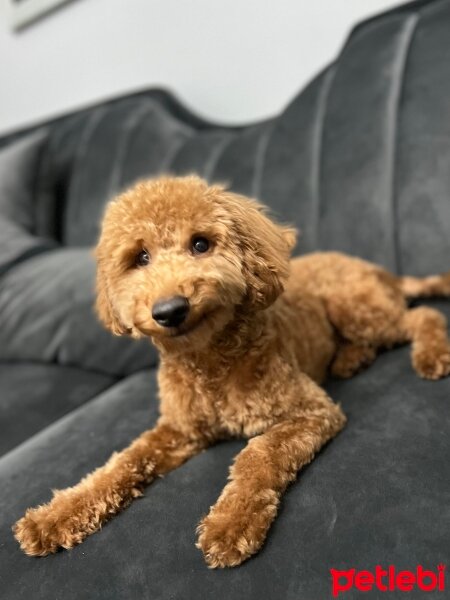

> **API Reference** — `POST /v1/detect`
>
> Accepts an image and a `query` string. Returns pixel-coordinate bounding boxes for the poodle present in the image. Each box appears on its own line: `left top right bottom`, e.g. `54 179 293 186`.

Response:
14 175 450 567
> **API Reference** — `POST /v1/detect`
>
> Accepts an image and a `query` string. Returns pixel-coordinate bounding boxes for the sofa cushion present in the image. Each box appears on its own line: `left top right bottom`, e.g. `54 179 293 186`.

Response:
0 362 113 456
0 248 157 376
1 347 449 600
0 130 56 276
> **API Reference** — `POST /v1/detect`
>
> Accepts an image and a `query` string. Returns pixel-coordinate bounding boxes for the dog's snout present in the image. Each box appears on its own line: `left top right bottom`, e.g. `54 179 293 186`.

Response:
152 296 190 328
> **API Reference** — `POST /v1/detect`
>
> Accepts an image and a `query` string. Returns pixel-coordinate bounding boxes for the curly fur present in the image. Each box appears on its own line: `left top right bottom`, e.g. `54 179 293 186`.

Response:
14 175 450 567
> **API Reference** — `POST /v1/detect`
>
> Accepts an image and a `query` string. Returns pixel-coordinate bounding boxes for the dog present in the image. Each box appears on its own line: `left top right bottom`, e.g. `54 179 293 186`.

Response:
14 175 450 567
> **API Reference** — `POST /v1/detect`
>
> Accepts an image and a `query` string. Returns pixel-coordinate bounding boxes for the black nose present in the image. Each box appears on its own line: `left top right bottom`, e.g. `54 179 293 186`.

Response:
152 296 190 328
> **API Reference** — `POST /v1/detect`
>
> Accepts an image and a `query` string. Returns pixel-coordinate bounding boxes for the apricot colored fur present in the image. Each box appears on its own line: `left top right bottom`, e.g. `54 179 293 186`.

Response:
14 176 450 567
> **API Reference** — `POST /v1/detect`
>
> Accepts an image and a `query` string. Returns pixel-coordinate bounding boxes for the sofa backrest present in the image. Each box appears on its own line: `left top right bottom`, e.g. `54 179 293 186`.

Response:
261 0 450 277
2 0 449 277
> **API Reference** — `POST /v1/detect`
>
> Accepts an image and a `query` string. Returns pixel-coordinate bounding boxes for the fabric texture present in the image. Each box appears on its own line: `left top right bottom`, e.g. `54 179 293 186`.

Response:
0 363 113 456
0 130 57 276
0 248 157 376
0 0 449 598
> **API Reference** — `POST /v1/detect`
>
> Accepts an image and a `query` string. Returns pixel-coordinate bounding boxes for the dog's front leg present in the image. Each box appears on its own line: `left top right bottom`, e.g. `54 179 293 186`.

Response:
14 422 208 556
197 387 346 568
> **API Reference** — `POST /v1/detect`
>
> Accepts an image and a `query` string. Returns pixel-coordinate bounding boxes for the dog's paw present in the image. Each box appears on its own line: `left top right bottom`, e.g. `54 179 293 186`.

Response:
331 343 376 379
196 489 278 568
13 499 96 556
196 515 254 568
413 345 450 380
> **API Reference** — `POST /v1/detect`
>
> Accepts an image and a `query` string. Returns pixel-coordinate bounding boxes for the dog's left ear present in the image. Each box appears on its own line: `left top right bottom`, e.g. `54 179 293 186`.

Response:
217 190 297 309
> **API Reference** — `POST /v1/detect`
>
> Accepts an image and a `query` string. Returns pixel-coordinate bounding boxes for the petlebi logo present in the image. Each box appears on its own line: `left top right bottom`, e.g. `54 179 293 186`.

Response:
330 564 446 597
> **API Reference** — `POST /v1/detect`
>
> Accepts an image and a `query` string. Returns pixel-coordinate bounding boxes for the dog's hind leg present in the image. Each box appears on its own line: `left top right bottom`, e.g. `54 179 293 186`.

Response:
401 306 450 379
326 279 406 378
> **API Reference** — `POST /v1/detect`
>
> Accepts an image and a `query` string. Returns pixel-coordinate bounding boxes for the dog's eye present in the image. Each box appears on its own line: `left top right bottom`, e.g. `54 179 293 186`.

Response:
135 249 150 267
191 236 210 255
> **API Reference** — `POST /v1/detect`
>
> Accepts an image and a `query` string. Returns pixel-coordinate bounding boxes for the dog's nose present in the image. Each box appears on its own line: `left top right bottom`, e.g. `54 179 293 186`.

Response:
152 296 190 328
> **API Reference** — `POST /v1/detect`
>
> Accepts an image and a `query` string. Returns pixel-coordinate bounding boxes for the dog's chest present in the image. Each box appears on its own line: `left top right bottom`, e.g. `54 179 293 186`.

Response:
205 356 295 437
158 358 280 437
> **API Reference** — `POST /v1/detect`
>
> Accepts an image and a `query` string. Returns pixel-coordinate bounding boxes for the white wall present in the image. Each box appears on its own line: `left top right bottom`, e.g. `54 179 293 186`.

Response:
0 0 406 134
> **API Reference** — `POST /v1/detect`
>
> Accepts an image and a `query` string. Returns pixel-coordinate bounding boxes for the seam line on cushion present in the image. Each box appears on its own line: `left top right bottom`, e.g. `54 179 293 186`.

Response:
310 65 336 249
386 11 420 275
204 133 235 182
107 102 156 197
34 124 67 241
165 132 196 172
160 134 192 173
65 107 108 239
252 121 274 199
0 357 130 381
29 128 50 238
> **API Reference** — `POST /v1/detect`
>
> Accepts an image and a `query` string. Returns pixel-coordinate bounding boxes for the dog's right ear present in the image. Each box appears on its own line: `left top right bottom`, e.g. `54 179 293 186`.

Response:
94 249 129 336
212 188 296 310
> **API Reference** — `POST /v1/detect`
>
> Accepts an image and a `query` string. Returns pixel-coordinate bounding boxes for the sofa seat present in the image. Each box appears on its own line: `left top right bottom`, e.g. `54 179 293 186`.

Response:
0 362 113 456
1 348 449 599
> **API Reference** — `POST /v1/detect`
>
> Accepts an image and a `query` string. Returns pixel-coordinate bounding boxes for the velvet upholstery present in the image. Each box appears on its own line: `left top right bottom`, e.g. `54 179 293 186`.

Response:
1 1 449 597
0 363 113 456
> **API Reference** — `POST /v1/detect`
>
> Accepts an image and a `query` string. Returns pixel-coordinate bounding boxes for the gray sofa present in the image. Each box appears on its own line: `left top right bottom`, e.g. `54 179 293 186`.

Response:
1 1 450 598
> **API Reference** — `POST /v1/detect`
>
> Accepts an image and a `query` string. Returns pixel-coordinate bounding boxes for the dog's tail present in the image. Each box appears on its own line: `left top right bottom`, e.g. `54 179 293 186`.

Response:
399 271 450 299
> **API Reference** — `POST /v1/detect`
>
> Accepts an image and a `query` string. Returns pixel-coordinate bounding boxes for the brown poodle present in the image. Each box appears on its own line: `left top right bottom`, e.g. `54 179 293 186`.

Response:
14 175 450 567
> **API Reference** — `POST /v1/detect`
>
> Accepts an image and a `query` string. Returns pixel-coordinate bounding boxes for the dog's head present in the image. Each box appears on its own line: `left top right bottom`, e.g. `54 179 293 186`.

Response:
95 175 296 350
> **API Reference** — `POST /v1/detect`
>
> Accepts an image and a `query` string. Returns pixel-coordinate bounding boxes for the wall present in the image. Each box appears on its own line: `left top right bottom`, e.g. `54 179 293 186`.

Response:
0 0 407 134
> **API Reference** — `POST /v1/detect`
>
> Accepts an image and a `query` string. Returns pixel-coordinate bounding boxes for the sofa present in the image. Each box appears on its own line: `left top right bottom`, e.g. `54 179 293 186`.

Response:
1 1 449 598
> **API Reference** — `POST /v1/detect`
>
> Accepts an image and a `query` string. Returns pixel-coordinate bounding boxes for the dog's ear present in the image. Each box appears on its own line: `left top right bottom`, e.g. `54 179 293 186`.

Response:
217 190 297 309
94 248 129 336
